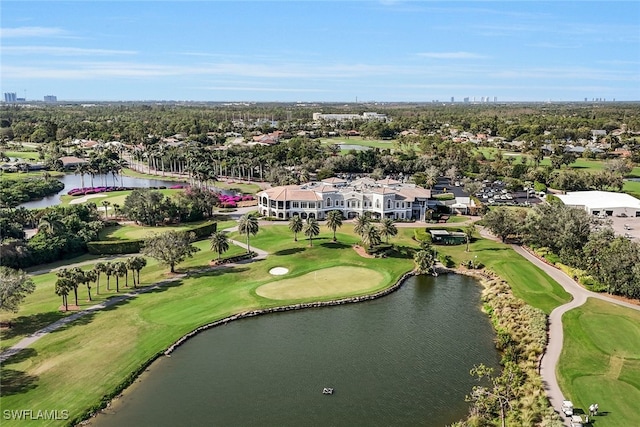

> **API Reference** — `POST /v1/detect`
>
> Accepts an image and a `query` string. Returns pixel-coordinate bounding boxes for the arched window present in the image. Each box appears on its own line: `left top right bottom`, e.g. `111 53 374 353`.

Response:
326 198 332 207
376 200 380 208
387 199 392 209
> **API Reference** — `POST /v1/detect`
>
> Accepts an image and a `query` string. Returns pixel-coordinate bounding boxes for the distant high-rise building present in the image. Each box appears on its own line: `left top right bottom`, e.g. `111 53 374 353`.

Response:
585 98 588 102
4 92 17 102
451 97 454 103
493 97 497 102
463 97 469 103
44 95 57 102
481 96 485 102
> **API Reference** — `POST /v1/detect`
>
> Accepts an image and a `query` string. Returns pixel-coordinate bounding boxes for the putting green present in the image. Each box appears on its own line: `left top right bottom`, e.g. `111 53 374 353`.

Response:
256 266 385 300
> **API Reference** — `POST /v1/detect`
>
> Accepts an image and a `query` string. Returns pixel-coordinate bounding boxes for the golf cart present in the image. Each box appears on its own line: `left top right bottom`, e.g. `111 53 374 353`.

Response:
570 415 584 427
562 400 574 416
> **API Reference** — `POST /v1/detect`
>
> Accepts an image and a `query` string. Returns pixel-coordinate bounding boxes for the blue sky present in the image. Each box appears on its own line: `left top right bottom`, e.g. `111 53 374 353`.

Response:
1 1 639 102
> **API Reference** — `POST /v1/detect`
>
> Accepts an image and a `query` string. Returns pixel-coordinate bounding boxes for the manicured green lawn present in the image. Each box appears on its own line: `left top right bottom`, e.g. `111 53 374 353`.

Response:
256 266 384 299
0 224 415 426
99 220 213 240
431 234 571 314
623 180 640 199
446 215 471 223
3 150 40 160
558 298 640 426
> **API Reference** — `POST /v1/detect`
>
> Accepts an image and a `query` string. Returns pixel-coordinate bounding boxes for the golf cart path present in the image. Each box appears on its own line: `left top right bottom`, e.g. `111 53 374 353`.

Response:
511 244 640 422
0 235 267 364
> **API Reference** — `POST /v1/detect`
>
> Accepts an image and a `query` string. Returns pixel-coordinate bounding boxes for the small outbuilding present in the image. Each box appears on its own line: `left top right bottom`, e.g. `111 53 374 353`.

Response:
429 229 466 245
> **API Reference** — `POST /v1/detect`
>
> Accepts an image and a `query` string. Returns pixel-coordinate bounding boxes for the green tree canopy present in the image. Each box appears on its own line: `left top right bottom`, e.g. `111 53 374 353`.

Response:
0 266 35 313
142 231 199 273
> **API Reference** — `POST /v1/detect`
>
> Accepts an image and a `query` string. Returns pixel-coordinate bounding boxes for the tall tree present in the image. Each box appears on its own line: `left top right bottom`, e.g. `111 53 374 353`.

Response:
413 250 435 275
142 231 199 273
0 266 35 313
237 214 259 254
378 218 398 244
55 277 73 311
353 214 371 241
288 215 303 242
325 210 343 242
104 262 114 291
128 256 147 288
361 223 381 248
93 262 106 294
483 209 523 243
113 261 127 292
303 218 320 247
84 269 97 301
209 231 230 261
464 224 476 252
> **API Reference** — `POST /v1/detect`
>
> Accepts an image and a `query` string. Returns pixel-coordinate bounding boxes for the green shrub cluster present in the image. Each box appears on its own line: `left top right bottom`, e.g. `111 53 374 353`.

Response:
457 278 562 426
87 240 143 255
188 221 217 239
366 243 393 256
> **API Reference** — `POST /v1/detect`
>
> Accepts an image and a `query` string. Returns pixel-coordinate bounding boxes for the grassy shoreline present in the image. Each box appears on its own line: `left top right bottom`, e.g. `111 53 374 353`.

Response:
1 225 573 426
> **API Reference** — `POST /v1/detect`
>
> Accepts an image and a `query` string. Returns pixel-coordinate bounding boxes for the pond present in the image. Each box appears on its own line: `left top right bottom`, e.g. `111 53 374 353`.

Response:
90 274 499 427
20 174 187 209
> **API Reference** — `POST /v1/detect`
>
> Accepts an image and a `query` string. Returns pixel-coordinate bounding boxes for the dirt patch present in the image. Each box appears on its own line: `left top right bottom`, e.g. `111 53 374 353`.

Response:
58 305 82 312
352 245 374 258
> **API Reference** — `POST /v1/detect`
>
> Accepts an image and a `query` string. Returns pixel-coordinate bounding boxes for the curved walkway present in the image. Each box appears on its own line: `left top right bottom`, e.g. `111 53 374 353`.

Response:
512 245 640 422
0 234 267 364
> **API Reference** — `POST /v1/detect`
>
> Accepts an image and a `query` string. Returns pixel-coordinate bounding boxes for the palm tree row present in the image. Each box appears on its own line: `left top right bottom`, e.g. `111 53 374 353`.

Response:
56 257 149 311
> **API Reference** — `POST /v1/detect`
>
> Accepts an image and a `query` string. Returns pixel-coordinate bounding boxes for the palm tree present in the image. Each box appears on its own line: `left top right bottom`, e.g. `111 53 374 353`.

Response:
113 261 127 293
325 210 343 242
353 214 371 241
93 262 106 294
361 224 382 248
378 218 398 244
104 262 114 291
128 256 147 288
38 212 64 236
55 277 73 311
210 231 230 261
101 200 111 218
238 213 259 253
424 165 439 189
84 269 97 301
288 215 303 241
303 218 320 247
69 267 86 306
464 223 476 252
413 250 435 275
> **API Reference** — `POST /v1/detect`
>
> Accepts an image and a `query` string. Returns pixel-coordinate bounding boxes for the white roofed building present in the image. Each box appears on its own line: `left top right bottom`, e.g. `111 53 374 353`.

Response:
555 191 640 217
257 178 431 221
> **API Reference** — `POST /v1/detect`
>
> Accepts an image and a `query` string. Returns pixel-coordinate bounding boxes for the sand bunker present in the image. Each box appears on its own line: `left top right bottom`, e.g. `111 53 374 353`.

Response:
69 194 107 205
269 267 289 276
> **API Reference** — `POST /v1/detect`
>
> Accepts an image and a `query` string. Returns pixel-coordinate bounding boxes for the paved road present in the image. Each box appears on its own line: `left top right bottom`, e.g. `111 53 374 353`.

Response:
0 234 267 364
512 245 640 422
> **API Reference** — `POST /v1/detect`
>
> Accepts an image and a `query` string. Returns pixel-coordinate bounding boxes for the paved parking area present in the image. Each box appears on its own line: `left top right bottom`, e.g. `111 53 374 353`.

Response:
608 215 640 241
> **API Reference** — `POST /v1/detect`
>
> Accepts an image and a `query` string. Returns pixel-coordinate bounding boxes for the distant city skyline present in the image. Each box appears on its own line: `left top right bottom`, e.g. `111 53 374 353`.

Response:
1 1 639 102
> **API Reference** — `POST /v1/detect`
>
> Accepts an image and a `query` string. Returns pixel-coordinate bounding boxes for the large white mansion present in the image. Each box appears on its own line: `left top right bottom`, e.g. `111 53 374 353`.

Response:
257 177 433 221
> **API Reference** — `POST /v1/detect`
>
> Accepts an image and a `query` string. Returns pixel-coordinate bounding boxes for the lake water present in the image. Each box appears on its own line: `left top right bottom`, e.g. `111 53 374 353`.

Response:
90 274 499 427
20 174 186 209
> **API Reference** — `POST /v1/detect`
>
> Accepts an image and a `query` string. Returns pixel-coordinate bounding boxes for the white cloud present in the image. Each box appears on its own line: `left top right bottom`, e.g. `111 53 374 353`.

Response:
0 26 68 38
2 46 137 56
417 52 488 59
